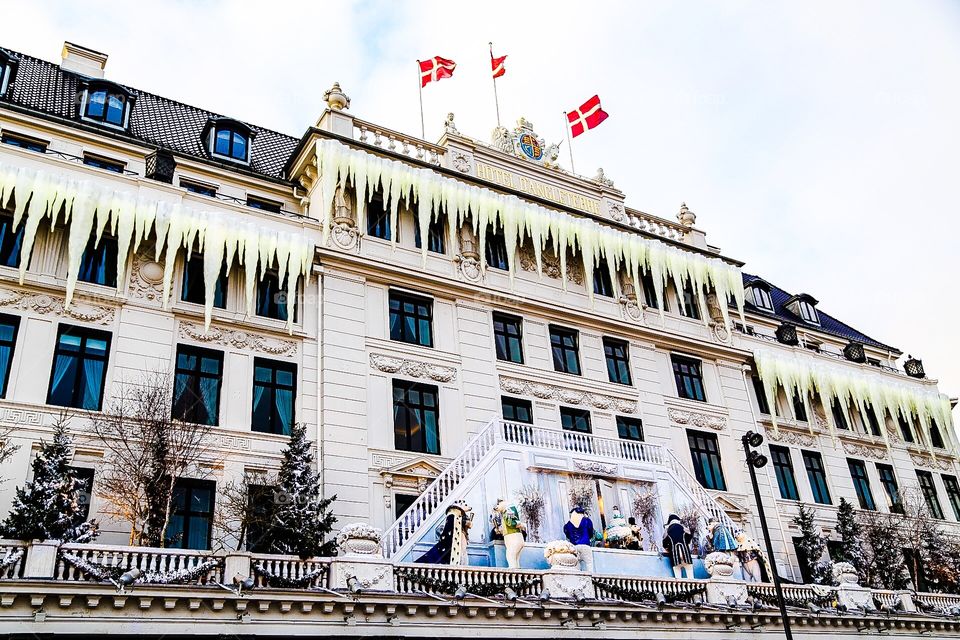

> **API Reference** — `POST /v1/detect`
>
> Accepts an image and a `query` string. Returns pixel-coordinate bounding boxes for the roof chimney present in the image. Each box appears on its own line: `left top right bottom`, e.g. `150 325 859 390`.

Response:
60 41 108 78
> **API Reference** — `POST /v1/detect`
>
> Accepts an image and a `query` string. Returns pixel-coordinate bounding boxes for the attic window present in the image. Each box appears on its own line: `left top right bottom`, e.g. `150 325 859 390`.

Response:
206 119 253 163
749 283 774 311
0 52 17 96
81 82 132 129
797 299 819 324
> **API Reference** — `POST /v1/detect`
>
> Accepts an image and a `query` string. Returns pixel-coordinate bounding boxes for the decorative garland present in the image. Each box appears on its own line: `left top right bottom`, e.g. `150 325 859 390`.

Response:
59 551 222 584
0 548 25 574
592 578 707 604
395 567 542 598
252 562 328 588
747 586 836 609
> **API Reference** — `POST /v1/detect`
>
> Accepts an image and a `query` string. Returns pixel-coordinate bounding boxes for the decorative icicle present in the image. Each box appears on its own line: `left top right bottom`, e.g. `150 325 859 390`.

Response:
311 138 746 326
0 160 313 334
753 349 955 454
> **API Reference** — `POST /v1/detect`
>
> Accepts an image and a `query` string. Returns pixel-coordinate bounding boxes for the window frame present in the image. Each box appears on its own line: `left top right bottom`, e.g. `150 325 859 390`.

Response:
251 357 297 436
172 344 224 426
69 466 95 521
181 252 228 309
77 232 119 288
750 284 774 311
770 444 800 500
501 396 533 424
389 291 434 348
484 223 510 271
0 132 47 153
82 154 125 174
256 268 297 322
686 429 726 491
640 271 663 310
678 281 701 320
751 375 770 415
210 122 252 164
802 450 832 505
797 299 819 324
181 179 218 198
0 209 24 269
560 406 592 434
592 258 615 297
616 416 644 442
0 312 19 398
366 191 391 240
246 195 282 213
167 477 216 550
942 475 960 521
876 463 903 514
492 312 524 364
80 82 132 130
549 325 581 376
672 354 706 402
603 337 632 385
916 470 945 519
47 324 111 411
847 458 876 511
392 379 441 455
414 213 446 254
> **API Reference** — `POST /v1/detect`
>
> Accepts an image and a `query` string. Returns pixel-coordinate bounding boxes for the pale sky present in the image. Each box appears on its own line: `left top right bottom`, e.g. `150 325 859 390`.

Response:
3 0 959 414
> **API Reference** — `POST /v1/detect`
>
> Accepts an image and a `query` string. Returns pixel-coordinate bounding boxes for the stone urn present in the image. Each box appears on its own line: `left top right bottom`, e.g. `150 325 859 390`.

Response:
336 523 383 557
544 540 580 570
832 562 859 586
704 551 736 578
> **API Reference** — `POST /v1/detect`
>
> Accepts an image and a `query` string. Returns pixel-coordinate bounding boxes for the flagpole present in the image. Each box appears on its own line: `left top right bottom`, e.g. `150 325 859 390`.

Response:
489 42 502 128
562 111 576 174
416 60 425 139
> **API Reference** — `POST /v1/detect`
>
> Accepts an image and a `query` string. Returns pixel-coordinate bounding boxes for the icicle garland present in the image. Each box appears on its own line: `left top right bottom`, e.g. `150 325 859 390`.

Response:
0 161 313 333
753 348 955 453
311 138 745 326
251 561 328 589
59 551 222 584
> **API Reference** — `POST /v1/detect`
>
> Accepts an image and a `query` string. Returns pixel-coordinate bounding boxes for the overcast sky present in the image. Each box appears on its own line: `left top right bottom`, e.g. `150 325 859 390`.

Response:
4 0 959 414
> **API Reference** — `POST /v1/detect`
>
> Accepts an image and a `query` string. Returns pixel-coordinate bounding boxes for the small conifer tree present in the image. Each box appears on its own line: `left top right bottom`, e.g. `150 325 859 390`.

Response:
792 503 831 584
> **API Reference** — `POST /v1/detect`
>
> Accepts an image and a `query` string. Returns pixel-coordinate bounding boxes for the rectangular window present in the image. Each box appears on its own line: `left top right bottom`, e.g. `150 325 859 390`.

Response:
864 405 882 436
172 345 223 426
640 272 662 310
679 282 701 319
167 478 215 550
593 259 614 297
916 470 944 519
802 450 832 504
256 269 297 322
1 133 47 153
897 414 915 443
252 358 296 436
389 291 433 347
392 380 440 455
414 214 446 254
549 325 581 375
876 464 903 514
770 445 799 500
0 313 19 397
831 400 849 430
484 223 509 271
603 337 632 385
791 392 808 422
245 484 275 552
0 210 24 268
751 376 770 414
47 324 111 411
69 466 95 521
847 459 876 510
83 154 124 173
492 312 523 364
77 234 118 287
942 475 960 521
560 406 592 455
181 253 227 308
687 430 726 490
672 355 706 402
929 419 945 449
181 180 217 197
366 192 390 240
501 396 533 424
616 416 644 441
246 196 282 213
394 493 418 522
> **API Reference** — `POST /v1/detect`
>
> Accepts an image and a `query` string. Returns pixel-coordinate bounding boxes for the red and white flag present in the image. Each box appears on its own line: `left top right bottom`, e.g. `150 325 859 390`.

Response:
491 52 507 79
419 56 457 87
566 95 609 138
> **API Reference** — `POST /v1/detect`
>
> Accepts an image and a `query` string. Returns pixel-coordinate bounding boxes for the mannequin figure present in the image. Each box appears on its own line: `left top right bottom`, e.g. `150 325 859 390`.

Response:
604 506 634 549
735 531 763 582
417 501 473 565
493 498 525 568
662 514 694 579
706 518 738 554
563 506 596 571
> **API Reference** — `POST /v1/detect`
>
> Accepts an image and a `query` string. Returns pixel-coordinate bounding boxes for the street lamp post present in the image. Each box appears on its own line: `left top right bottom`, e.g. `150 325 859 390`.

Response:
742 430 794 640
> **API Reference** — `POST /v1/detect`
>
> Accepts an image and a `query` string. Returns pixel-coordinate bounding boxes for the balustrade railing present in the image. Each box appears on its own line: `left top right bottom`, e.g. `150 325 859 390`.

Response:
593 574 710 600
0 540 26 579
353 119 444 165
249 554 330 589
56 543 223 584
394 563 543 597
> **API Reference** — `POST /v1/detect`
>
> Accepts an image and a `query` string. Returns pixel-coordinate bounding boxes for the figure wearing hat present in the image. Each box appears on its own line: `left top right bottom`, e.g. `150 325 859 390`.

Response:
563 505 596 571
662 514 694 579
492 498 526 568
417 500 473 565
735 531 764 582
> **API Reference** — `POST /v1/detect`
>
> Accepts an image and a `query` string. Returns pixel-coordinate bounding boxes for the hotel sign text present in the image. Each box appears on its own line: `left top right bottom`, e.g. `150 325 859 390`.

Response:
476 161 601 215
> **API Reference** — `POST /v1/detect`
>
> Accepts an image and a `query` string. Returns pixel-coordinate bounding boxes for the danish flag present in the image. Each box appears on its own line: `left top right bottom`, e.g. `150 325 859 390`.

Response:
419 56 457 87
566 95 609 138
491 53 507 79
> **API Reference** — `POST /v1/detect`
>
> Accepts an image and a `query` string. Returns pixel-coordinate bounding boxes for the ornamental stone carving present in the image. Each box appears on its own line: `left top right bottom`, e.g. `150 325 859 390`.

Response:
498 376 637 413
517 244 584 285
619 295 644 324
606 202 626 223
0 287 115 325
369 354 457 383
842 441 887 460
178 321 299 356
451 151 473 174
573 460 618 475
0 407 43 426
910 452 953 471
128 252 164 302
667 408 726 431
764 428 816 447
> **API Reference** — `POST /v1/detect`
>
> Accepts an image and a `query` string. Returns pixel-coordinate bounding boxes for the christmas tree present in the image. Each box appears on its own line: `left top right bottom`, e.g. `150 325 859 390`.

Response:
0 419 97 542
792 503 831 585
834 498 867 580
261 423 337 559
862 512 909 590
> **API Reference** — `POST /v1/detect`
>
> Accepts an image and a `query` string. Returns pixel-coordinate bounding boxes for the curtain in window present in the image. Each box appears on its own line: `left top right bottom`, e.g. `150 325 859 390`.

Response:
50 354 75 403
81 359 103 409
198 375 219 425
275 388 293 434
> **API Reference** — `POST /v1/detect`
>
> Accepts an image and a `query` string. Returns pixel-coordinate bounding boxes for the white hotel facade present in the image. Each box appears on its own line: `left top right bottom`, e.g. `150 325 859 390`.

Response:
0 41 957 638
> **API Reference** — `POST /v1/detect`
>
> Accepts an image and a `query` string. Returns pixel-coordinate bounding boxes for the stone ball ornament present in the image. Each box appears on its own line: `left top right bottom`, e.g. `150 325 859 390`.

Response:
336 523 383 557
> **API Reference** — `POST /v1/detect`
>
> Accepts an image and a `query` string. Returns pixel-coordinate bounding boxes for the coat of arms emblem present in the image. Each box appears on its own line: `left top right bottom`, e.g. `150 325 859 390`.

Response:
490 117 560 169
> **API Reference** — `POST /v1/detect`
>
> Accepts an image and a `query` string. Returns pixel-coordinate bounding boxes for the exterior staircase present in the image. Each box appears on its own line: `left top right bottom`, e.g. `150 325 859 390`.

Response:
382 419 739 560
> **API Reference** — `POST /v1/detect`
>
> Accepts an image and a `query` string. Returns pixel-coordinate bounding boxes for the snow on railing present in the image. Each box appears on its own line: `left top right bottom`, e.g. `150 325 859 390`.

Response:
394 562 543 597
55 542 223 584
0 540 27 579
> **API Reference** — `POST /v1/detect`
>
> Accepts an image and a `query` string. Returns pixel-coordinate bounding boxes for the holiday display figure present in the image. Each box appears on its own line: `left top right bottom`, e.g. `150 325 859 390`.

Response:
563 506 596 571
603 506 635 549
662 514 694 579
627 517 645 551
735 531 763 582
492 498 525 568
417 500 473 565
706 517 738 553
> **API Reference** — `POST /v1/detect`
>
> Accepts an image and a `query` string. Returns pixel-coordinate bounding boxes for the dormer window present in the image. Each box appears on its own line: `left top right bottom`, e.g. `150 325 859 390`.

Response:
0 52 18 97
204 118 254 164
747 281 774 312
785 293 820 325
80 81 133 129
797 300 818 324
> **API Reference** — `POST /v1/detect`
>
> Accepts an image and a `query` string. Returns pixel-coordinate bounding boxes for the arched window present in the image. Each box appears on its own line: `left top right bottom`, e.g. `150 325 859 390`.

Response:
205 118 254 163
80 82 132 129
